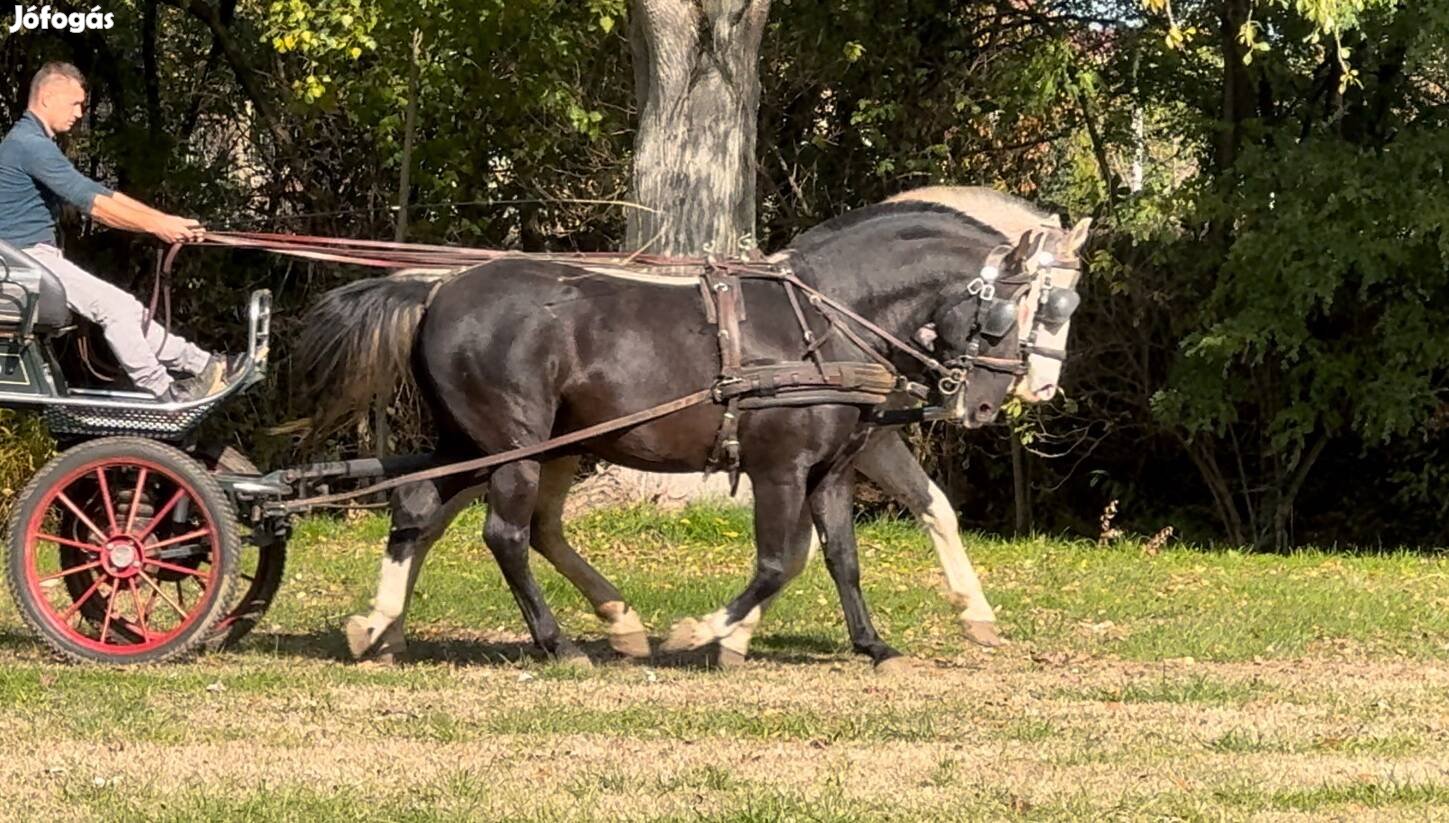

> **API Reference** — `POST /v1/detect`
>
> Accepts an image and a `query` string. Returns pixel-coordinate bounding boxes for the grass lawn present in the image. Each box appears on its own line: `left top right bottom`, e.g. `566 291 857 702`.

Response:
0 502 1446 821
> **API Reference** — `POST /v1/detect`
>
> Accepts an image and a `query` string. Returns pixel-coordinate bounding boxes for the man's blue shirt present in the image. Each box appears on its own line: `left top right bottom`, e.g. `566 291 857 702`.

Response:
0 112 111 247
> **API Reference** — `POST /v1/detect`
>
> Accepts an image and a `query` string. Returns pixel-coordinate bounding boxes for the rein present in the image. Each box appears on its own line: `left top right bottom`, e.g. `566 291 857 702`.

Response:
170 230 1042 511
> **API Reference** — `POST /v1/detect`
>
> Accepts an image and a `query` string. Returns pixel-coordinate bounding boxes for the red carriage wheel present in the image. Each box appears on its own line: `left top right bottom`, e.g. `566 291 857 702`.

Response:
5 438 239 664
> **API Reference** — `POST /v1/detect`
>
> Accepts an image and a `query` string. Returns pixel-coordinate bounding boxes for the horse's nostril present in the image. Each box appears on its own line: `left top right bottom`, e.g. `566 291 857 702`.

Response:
1037 385 1057 401
976 402 995 419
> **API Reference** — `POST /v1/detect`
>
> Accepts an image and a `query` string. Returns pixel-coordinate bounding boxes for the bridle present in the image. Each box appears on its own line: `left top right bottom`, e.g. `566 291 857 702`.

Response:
937 238 1083 400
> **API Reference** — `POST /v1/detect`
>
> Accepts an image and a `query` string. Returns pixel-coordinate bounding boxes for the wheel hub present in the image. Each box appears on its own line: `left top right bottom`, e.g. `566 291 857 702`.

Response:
102 537 143 577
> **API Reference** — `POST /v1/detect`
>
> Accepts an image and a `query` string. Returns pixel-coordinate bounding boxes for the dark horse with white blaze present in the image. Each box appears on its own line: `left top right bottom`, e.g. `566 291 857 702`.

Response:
297 199 1059 668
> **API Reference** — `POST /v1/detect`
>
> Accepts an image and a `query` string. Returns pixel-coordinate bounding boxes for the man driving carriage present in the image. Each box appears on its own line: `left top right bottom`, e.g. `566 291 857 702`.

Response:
0 61 240 402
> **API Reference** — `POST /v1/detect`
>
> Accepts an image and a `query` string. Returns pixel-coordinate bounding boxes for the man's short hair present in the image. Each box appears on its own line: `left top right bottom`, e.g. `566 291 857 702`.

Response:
29 62 85 102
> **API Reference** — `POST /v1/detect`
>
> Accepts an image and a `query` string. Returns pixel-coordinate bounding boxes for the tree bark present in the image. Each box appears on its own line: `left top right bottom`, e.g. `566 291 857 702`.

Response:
394 30 423 244
1267 432 1329 551
626 0 771 255
1186 436 1248 547
573 0 772 514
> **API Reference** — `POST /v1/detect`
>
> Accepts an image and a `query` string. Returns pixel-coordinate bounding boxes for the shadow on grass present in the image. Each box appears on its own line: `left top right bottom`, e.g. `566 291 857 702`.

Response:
232 628 849 669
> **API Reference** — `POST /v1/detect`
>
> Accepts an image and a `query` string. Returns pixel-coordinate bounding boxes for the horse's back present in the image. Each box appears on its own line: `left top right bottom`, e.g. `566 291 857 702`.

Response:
416 258 720 437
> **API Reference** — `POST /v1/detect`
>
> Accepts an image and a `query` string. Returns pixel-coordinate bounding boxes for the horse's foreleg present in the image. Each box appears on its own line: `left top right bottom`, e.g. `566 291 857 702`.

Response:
854 432 1004 647
345 475 485 663
530 457 650 658
659 470 813 666
810 470 905 669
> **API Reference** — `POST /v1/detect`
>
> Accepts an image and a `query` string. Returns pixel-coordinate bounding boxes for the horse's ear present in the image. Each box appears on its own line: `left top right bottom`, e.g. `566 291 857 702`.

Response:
1064 218 1092 256
1011 229 1051 272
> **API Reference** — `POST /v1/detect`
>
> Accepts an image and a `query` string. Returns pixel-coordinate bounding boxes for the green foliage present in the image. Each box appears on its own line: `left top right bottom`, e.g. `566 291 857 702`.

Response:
1159 130 1449 447
0 412 52 519
3 0 1444 548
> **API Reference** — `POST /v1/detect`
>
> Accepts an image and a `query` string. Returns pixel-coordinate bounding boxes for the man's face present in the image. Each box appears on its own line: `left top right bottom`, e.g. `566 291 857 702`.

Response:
36 78 86 134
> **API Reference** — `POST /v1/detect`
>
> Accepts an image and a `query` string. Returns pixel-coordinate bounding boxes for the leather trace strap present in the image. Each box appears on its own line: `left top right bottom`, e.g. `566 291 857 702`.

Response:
272 388 714 513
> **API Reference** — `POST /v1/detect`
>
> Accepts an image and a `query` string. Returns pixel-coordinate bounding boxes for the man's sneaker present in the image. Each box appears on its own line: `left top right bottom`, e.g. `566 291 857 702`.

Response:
155 382 208 404
177 352 246 398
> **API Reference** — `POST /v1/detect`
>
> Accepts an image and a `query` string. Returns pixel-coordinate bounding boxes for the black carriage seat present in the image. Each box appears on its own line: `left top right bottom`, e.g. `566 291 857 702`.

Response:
0 252 72 333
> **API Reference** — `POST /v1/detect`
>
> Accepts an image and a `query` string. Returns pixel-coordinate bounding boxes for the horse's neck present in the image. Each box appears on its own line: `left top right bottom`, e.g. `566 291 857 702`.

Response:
787 228 977 340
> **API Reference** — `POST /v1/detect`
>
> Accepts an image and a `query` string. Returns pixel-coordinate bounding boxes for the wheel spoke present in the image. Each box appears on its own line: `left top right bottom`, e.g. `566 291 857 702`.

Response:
60 576 106 621
94 467 119 535
128 578 150 638
39 560 103 582
144 528 212 552
136 489 186 541
137 570 188 620
34 532 102 553
146 559 208 579
124 467 148 534
55 492 108 544
98 587 119 644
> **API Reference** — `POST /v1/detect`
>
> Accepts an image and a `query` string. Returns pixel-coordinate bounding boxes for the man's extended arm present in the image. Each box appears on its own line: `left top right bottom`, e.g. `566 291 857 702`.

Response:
22 137 203 244
91 192 203 243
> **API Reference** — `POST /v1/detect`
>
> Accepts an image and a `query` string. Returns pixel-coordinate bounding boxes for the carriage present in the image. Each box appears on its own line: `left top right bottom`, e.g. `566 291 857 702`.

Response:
0 238 298 663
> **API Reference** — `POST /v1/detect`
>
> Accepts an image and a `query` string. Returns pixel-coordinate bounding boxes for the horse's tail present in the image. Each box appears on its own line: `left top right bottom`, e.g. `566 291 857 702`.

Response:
293 274 441 437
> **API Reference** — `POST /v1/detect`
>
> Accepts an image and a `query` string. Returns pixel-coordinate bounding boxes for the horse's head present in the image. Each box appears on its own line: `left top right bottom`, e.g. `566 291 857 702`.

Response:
924 231 1053 428
884 186 1090 408
1012 217 1091 403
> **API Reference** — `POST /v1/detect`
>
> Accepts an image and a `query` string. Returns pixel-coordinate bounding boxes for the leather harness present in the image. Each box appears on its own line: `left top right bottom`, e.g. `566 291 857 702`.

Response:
697 263 904 492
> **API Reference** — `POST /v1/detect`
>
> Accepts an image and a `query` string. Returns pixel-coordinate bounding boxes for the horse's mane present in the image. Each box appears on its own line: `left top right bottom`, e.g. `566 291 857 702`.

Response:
785 200 1009 258
886 186 1062 239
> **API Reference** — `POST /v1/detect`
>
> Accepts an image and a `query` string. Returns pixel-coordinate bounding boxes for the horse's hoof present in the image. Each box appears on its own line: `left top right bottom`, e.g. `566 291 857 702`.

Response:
343 615 404 664
716 645 748 669
661 617 709 653
609 630 652 660
554 639 594 670
962 619 1008 648
342 615 385 661
343 615 372 659
874 656 922 676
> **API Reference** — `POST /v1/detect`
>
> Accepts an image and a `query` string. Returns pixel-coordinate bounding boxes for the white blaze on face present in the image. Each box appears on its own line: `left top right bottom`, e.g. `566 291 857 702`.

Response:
944 386 970 421
1015 256 1078 403
883 188 1089 407
1028 268 1080 402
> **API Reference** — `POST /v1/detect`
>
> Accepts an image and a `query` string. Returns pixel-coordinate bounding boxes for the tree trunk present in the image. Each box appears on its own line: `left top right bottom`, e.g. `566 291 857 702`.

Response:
564 467 753 519
1215 0 1254 171
394 30 423 245
1010 431 1031 535
1186 436 1249 547
571 0 772 515
626 0 771 255
1266 432 1329 551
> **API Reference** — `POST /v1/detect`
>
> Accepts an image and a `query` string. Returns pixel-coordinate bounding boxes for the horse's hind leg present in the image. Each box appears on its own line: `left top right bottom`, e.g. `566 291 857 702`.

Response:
853 432 1004 647
345 474 485 663
530 456 651 658
487 459 590 667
